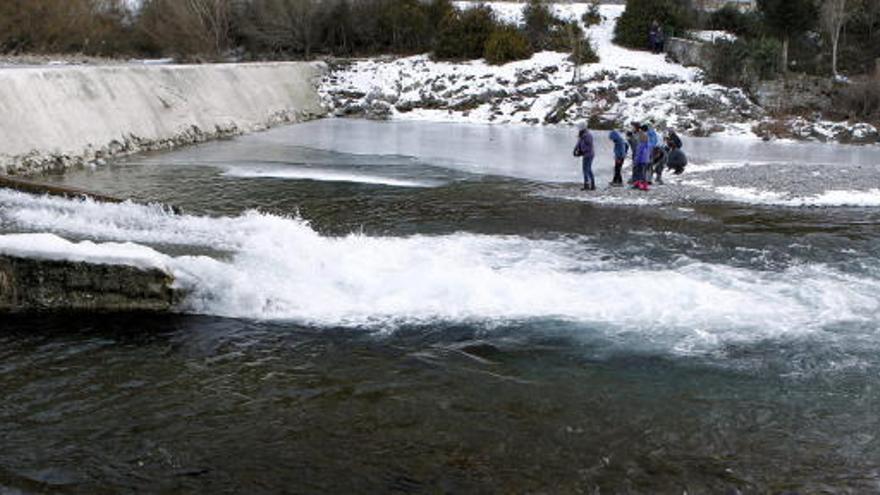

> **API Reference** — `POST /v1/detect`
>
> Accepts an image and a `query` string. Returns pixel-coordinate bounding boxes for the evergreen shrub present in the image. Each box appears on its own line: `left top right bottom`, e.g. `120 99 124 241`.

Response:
433 5 498 60
484 26 533 64
523 0 562 50
582 2 602 27
613 0 693 49
707 37 781 87
706 5 762 38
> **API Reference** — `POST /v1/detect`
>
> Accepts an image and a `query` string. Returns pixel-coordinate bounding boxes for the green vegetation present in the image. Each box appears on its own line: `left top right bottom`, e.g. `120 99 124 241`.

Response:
434 5 498 60
613 0 694 49
581 2 603 27
706 38 781 87
484 27 533 65
706 5 762 39
0 0 600 67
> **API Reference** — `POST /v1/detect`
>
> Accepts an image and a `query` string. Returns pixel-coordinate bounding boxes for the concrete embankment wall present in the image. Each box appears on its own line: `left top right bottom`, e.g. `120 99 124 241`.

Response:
0 62 326 174
0 255 177 313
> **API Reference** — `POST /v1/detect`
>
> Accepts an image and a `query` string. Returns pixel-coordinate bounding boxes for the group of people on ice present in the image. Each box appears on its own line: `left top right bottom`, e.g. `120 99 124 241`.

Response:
573 122 688 192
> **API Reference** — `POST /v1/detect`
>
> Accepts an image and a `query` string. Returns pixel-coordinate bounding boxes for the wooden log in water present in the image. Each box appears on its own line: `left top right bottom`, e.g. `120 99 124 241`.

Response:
0 175 181 214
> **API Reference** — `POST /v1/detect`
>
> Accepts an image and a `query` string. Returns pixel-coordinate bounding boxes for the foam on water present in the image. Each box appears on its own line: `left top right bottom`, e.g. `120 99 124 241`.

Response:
1 189 878 356
714 186 880 207
222 167 437 188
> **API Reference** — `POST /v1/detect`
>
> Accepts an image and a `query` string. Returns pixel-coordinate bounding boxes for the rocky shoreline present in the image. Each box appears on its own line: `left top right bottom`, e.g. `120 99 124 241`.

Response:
321 55 879 145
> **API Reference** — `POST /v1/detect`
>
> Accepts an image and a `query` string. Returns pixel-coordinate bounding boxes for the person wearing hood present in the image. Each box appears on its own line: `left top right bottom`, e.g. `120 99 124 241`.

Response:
573 125 596 191
608 130 628 186
633 130 652 190
644 124 659 151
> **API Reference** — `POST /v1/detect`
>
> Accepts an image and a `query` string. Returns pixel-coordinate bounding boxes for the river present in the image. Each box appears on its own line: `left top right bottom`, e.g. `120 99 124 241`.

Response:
2 119 880 493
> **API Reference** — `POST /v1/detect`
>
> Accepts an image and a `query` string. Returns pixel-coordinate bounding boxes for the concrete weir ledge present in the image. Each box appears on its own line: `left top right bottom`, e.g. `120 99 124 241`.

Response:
0 61 327 174
0 61 326 312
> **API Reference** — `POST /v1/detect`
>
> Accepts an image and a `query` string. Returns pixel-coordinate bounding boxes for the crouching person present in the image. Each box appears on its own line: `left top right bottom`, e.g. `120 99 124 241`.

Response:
667 143 688 175
650 145 668 185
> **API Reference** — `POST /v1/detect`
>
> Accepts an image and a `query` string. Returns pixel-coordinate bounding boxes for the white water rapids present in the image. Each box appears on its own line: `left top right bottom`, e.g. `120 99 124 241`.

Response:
1 189 878 357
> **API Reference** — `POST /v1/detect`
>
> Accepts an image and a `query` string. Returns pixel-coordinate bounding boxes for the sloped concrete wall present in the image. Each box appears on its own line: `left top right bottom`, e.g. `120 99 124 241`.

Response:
0 62 326 174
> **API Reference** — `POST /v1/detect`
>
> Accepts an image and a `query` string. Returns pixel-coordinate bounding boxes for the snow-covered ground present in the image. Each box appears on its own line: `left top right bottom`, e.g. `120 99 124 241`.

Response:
321 2 877 144
321 3 761 135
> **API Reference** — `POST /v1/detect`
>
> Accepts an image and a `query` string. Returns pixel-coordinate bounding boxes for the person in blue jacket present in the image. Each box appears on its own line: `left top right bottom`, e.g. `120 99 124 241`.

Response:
608 130 628 186
644 123 659 153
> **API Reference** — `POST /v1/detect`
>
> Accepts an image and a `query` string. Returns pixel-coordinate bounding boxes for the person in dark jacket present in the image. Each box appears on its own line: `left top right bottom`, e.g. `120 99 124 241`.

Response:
667 130 683 150
667 145 688 175
649 21 660 53
656 26 666 53
626 123 641 183
574 126 596 191
650 145 668 185
608 130 628 186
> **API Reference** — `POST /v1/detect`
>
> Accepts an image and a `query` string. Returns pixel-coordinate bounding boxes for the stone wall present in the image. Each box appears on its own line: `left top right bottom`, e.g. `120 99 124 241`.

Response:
0 62 327 175
665 38 711 71
753 75 835 114
0 255 177 313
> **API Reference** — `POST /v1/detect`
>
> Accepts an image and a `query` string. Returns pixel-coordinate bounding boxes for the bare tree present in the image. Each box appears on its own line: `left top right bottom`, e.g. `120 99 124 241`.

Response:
139 0 233 59
240 0 319 58
821 0 851 76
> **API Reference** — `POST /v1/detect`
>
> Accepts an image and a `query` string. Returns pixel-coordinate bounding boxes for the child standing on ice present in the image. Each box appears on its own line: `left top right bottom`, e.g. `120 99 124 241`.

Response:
633 131 652 191
573 125 596 191
608 130 628 186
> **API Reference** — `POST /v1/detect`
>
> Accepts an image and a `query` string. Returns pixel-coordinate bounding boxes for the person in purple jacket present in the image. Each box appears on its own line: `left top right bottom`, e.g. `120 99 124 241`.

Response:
573 125 596 191
633 130 652 190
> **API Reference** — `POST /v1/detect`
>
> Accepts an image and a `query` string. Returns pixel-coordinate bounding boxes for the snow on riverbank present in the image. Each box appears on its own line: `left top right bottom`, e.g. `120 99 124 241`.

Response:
321 3 762 135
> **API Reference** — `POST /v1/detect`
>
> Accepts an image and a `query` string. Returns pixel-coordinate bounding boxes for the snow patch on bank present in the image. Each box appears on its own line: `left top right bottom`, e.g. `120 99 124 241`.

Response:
714 186 880 207
321 3 761 134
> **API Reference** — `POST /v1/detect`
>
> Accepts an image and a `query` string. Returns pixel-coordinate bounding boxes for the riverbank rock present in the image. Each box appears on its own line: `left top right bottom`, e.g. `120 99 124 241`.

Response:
753 117 880 144
320 52 769 138
0 255 177 313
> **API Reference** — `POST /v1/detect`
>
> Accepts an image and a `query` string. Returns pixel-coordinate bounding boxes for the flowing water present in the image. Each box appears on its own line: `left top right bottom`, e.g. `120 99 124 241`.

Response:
2 120 880 493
